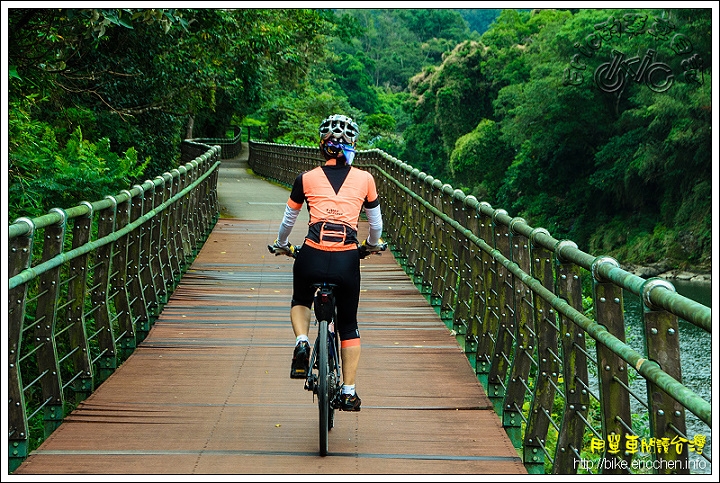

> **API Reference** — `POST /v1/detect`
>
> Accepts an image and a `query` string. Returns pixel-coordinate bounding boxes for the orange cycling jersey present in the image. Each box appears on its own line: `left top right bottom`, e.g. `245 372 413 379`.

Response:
287 162 380 251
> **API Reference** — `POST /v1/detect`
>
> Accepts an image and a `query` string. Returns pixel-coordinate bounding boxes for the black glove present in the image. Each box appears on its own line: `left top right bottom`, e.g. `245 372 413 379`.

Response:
359 238 387 259
269 239 296 257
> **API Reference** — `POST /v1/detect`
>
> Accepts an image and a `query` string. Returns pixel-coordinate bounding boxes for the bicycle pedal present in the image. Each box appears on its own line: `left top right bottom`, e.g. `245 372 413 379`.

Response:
304 375 317 392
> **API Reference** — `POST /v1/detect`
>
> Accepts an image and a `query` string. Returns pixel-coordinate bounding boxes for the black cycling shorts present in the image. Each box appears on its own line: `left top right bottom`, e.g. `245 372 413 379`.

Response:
291 244 360 341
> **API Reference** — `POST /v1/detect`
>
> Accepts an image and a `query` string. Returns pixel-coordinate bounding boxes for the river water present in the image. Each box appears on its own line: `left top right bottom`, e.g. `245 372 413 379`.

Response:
621 279 712 474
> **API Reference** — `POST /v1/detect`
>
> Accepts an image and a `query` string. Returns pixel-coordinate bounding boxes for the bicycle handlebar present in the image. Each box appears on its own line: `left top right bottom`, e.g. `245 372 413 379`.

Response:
358 240 388 259
267 244 299 258
267 241 387 259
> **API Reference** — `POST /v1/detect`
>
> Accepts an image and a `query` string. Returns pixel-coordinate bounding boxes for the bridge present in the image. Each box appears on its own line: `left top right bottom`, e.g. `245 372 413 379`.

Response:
6 132 713 475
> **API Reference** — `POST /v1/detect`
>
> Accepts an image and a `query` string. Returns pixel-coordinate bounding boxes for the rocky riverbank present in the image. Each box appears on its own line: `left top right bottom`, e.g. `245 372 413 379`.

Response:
622 260 712 284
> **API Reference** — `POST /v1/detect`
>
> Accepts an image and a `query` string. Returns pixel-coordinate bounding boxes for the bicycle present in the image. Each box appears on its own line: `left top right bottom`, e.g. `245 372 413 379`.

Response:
267 240 387 456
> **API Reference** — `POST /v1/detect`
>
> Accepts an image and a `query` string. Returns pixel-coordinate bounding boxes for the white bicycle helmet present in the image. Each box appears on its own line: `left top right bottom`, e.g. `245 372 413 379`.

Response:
319 114 359 146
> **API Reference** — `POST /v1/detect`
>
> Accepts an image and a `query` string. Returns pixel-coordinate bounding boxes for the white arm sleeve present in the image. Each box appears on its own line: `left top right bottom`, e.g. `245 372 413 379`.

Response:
277 204 300 246
365 205 383 246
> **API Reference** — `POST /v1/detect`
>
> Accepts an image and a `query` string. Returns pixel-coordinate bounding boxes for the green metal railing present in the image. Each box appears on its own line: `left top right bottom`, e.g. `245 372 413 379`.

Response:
249 141 712 475
191 125 268 160
7 142 221 472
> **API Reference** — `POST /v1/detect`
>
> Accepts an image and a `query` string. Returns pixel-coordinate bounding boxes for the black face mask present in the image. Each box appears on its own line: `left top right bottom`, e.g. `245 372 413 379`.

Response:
321 140 356 164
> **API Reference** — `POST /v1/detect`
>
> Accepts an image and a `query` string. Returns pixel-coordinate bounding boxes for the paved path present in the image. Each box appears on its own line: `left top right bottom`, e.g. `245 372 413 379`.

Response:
217 143 308 223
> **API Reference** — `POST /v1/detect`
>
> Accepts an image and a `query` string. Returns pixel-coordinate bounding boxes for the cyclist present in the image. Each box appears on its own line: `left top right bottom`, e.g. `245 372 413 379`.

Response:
271 114 384 412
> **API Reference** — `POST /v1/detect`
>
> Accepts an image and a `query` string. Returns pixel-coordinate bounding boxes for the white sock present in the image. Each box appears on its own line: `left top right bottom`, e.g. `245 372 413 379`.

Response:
296 335 309 345
342 384 355 396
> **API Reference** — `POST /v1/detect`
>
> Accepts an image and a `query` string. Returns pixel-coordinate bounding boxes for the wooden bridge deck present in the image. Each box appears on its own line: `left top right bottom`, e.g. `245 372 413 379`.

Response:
13 218 526 476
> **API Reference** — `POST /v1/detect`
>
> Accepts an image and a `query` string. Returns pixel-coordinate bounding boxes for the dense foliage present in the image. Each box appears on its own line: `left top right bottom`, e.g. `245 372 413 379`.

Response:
6 7 712 270
7 8 340 218
310 8 712 271
397 8 712 270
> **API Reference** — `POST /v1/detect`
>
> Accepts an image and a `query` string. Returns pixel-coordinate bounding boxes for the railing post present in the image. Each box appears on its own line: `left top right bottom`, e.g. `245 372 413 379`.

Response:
553 241 590 474
110 192 137 359
438 189 463 325
92 197 119 384
404 171 423 283
436 184 458 320
592 256 633 474
523 231 559 474
196 149 219 238
426 179 445 310
487 210 514 416
191 159 206 246
395 165 412 266
389 164 412 268
475 206 497 390
200 154 215 240
126 188 150 343
151 176 170 306
503 218 534 450
208 152 221 230
414 176 434 294
66 203 95 402
177 165 195 266
167 169 184 280
465 241 483 360
465 201 490 370
642 278 689 474
8 218 34 472
137 181 160 336
454 196 479 348
149 176 170 306
34 208 67 437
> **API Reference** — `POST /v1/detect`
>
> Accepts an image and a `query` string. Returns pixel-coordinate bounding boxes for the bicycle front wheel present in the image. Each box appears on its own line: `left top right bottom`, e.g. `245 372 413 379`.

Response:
317 319 330 456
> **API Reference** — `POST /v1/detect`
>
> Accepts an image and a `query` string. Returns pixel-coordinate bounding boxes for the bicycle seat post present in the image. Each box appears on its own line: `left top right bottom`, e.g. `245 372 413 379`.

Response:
314 283 336 324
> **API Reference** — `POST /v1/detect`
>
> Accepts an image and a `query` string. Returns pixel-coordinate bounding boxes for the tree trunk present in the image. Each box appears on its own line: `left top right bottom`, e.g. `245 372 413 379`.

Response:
185 115 194 140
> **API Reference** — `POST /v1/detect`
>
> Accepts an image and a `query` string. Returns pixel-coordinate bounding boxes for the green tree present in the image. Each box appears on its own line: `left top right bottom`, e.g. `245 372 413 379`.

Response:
449 119 513 203
396 9 473 45
8 100 147 220
338 9 420 89
256 67 357 147
491 8 711 267
333 9 473 91
331 52 379 113
364 88 411 158
402 40 494 176
588 81 712 265
455 8 503 35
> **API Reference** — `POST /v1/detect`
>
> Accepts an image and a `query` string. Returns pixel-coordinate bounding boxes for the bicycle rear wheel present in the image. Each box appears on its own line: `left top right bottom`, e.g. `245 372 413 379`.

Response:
317 319 330 456
328 327 338 431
